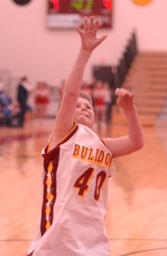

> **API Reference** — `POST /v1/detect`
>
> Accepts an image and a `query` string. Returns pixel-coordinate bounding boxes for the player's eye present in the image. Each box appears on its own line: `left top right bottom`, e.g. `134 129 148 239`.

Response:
85 104 91 109
76 103 81 108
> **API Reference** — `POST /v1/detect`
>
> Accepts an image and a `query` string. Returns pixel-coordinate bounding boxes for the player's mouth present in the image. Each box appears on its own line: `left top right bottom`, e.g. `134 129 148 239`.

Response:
80 113 89 118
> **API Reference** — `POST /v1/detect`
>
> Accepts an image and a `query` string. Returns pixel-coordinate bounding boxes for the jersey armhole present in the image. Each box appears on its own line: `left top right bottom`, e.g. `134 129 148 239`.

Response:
101 138 112 153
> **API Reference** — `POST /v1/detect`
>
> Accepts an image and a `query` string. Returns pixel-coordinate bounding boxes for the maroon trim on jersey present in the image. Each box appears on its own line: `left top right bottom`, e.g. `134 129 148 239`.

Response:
43 121 78 156
40 122 78 236
27 252 34 256
57 121 78 146
100 138 107 147
100 137 113 154
40 147 60 236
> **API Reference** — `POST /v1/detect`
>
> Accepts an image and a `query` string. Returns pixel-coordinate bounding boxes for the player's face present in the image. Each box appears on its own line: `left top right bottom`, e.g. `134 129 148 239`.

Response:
74 97 94 128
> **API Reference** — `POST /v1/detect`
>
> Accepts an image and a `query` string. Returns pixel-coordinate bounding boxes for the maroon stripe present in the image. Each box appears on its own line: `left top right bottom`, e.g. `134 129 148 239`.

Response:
40 147 60 236
40 123 78 236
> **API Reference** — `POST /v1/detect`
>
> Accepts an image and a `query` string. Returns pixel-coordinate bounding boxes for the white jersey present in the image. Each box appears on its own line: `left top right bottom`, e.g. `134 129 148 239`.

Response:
28 122 114 256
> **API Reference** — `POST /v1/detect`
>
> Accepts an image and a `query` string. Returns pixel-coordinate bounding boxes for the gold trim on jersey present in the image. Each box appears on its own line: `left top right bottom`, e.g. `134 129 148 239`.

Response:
46 121 78 153
57 121 78 146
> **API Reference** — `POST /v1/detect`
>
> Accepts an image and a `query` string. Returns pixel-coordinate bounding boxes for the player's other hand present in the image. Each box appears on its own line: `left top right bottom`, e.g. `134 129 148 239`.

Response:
76 16 107 51
115 88 134 112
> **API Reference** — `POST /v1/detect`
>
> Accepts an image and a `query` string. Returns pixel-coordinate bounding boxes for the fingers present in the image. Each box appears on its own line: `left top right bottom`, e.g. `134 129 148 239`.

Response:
96 35 108 47
76 27 82 36
90 16 100 32
76 16 100 35
95 19 99 30
90 16 95 30
115 88 133 98
76 16 97 34
83 16 99 32
76 16 106 50
83 17 89 32
115 88 134 104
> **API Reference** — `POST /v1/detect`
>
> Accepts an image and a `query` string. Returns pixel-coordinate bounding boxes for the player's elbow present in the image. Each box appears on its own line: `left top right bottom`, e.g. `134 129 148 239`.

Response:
137 141 144 150
133 137 144 151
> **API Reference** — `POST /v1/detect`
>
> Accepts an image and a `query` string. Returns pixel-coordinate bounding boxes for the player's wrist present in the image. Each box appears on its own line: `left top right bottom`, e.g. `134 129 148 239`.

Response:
79 47 93 59
122 103 136 115
80 46 94 53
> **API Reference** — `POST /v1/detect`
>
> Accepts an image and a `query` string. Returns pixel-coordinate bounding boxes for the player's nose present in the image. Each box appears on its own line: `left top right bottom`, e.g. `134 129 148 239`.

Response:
81 105 87 112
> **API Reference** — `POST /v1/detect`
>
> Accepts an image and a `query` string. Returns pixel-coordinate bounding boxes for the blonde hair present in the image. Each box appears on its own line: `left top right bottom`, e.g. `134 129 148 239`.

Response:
57 91 93 112
79 91 93 106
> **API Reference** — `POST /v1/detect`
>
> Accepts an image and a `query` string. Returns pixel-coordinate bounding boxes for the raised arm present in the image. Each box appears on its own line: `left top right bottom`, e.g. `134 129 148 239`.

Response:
105 88 144 158
50 17 107 147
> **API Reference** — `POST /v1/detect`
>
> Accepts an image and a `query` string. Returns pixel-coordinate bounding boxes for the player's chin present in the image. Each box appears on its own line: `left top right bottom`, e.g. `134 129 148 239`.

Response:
77 116 91 127
77 116 88 124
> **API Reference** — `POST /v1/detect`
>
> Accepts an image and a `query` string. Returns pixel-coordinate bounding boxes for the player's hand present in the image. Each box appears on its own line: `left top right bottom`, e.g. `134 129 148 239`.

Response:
115 88 134 112
76 16 107 51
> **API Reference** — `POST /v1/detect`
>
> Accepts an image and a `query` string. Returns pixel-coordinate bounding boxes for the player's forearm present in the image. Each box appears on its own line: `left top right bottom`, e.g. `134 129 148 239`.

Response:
124 105 144 150
64 48 92 99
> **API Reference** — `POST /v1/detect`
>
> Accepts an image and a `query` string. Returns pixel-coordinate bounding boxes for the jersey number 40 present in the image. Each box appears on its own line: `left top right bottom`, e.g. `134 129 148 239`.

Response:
74 168 106 200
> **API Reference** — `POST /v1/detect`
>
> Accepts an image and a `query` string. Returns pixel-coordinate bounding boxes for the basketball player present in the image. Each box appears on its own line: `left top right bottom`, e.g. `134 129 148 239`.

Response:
27 16 144 256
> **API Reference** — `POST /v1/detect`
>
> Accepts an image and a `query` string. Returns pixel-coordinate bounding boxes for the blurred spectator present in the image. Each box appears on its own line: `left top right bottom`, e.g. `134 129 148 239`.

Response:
34 82 50 118
17 76 32 127
0 81 5 125
0 81 21 127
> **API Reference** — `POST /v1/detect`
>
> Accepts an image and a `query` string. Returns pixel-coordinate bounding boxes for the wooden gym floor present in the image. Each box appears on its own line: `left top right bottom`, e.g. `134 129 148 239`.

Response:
0 118 167 256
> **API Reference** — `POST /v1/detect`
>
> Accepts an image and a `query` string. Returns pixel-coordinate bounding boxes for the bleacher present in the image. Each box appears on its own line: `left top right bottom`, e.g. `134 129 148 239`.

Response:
112 34 167 126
